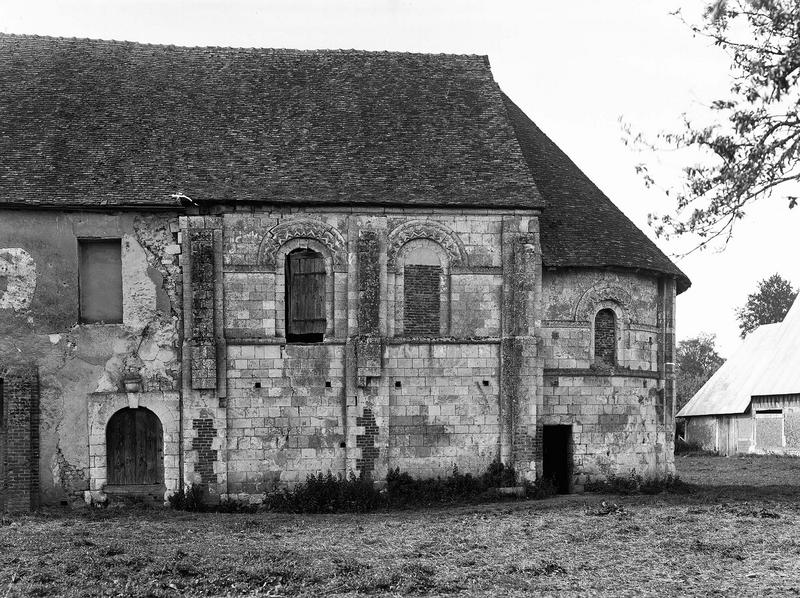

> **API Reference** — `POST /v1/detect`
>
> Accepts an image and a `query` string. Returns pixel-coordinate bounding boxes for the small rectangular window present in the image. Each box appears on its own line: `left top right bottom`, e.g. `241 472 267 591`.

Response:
79 239 123 323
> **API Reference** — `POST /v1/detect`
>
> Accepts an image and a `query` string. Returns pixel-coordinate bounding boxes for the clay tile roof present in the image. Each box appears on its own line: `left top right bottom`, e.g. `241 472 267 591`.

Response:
0 34 542 210
502 94 690 293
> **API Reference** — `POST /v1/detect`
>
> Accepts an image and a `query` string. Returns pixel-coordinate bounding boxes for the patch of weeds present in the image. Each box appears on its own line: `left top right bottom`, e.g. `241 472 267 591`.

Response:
675 437 718 456
385 464 484 507
524 476 558 499
585 469 682 495
356 563 441 595
102 543 126 557
691 539 745 561
507 560 567 576
723 503 781 519
175 460 542 513
584 500 626 517
482 459 517 487
332 556 371 577
168 484 206 512
263 470 381 513
216 497 258 513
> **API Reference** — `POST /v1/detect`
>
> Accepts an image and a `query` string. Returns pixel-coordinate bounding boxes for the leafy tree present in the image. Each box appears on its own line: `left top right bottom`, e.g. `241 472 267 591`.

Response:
676 333 726 413
631 0 800 249
735 273 798 336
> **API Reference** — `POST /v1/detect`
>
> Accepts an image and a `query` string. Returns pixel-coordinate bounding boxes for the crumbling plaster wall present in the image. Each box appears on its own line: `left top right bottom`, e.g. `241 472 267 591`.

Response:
0 210 181 504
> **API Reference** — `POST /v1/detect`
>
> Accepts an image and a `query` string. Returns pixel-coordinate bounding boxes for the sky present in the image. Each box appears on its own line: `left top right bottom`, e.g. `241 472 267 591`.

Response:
2 0 798 357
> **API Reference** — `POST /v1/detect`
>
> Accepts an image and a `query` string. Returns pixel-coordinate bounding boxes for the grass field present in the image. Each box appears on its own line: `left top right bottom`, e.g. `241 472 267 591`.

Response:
3 454 800 597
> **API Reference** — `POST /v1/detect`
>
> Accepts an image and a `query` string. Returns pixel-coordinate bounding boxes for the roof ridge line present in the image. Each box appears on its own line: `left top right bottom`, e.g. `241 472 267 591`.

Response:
0 32 489 59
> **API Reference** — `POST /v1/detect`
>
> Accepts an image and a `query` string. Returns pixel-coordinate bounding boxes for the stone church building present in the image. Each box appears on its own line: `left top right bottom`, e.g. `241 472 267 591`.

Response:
0 34 688 510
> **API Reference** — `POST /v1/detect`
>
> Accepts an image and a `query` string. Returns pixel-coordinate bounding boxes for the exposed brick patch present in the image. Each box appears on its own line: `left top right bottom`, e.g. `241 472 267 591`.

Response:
403 265 441 336
189 229 217 389
192 418 218 487
594 309 616 366
0 366 40 512
356 408 379 475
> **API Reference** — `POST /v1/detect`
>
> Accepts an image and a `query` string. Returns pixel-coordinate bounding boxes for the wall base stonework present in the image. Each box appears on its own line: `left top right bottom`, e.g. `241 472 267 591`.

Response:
543 373 674 490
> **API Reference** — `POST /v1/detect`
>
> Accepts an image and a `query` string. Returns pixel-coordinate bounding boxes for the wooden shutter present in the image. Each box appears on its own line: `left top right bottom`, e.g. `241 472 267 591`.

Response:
286 249 326 338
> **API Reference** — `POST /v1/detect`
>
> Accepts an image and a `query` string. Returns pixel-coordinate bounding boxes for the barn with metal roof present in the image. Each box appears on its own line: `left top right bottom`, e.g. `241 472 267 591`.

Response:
678 297 800 455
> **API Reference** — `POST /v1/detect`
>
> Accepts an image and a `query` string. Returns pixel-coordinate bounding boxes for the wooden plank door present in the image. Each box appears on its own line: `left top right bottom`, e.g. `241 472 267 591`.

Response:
106 408 164 485
286 249 326 339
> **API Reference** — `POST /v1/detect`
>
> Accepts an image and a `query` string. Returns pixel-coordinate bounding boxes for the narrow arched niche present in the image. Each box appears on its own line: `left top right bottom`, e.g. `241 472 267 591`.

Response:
594 308 617 366
403 246 443 336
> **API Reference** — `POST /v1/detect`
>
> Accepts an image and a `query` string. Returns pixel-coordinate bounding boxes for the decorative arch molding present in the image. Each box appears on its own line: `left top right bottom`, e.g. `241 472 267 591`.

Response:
387 220 467 271
574 283 634 324
257 219 347 271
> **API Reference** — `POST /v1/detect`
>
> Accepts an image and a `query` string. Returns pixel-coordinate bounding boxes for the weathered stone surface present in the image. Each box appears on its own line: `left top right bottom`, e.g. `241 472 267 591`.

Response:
1 207 678 506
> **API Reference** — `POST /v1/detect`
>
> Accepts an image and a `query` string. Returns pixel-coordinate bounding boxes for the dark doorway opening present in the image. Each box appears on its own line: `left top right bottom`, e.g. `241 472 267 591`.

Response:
542 425 571 494
106 408 164 487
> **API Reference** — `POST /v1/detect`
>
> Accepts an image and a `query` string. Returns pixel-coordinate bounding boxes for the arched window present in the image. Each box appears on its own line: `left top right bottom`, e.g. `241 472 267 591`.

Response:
403 246 442 336
594 308 617 366
285 248 326 343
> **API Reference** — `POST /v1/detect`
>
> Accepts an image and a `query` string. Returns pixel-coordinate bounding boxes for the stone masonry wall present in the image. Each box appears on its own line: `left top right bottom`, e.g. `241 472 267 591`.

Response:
215 208 532 499
539 269 676 488
225 343 346 495
384 343 500 478
542 374 666 486
0 204 678 506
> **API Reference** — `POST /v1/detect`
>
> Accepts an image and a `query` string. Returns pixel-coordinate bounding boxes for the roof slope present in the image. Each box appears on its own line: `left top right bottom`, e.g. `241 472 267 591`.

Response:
751 296 800 397
0 34 542 209
502 94 690 293
677 323 783 417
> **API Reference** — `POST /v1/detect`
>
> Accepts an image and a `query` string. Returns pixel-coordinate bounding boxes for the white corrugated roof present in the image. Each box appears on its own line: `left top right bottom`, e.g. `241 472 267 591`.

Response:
677 322 783 417
752 296 800 397
678 295 800 417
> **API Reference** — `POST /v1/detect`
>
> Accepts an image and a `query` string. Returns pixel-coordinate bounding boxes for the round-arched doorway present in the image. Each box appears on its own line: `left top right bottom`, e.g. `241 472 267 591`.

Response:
106 407 164 486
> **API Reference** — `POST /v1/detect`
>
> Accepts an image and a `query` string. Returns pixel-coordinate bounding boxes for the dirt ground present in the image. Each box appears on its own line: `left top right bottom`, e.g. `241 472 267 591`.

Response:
2 453 800 597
